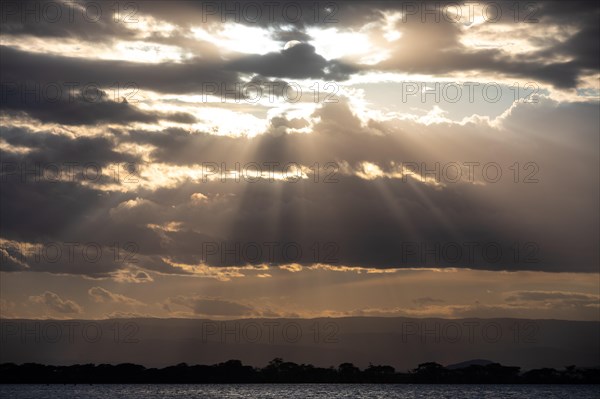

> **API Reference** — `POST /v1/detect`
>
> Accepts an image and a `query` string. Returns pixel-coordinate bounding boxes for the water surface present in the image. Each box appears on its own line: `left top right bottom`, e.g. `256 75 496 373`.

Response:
2 384 599 398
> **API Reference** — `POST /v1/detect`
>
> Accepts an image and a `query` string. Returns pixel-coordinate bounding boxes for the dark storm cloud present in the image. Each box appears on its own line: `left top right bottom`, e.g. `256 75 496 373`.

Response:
0 177 194 277
0 237 134 277
0 2 598 278
533 22 600 73
1 85 152 125
150 177 584 272
120 98 597 272
227 43 355 80
0 84 198 125
312 1 597 88
0 0 340 55
0 44 348 104
192 0 599 88
0 128 203 276
0 128 189 276
1 125 137 168
0 0 136 40
355 9 594 89
1 96 598 274
0 45 237 95
2 2 598 88
0 177 113 241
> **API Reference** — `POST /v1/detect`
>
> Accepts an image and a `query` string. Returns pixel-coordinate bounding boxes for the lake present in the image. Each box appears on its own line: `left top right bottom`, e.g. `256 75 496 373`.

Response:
1 384 599 398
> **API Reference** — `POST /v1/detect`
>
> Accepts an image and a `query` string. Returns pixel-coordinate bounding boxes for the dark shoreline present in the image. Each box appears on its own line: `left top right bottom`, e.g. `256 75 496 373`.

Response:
2 359 598 384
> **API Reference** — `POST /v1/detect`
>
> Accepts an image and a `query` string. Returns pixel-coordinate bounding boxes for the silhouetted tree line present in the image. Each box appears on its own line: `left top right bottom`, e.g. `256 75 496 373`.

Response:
0 359 598 384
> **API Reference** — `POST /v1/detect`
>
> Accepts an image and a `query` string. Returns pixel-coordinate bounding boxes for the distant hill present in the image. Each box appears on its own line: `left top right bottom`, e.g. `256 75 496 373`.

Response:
447 359 495 369
1 317 598 370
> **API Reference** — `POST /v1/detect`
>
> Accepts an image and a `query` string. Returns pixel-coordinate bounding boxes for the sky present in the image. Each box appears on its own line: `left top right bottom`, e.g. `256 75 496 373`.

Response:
0 0 599 322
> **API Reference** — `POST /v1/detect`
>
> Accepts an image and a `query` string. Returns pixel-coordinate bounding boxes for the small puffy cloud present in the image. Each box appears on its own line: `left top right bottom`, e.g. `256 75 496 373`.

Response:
111 269 154 283
190 192 209 204
88 287 143 306
280 264 303 273
29 291 83 314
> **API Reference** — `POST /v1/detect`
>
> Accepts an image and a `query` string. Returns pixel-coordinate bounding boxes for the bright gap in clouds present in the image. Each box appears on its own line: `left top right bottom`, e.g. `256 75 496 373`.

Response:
306 27 373 61
191 23 281 54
